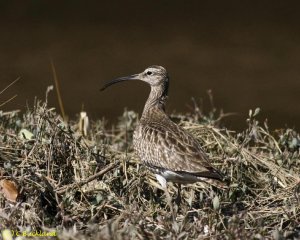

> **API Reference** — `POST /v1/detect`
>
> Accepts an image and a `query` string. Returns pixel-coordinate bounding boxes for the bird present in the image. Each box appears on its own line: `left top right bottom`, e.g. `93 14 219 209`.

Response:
101 66 225 215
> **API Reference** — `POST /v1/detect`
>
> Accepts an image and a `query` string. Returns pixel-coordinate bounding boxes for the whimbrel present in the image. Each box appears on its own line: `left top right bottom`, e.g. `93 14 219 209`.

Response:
101 66 224 212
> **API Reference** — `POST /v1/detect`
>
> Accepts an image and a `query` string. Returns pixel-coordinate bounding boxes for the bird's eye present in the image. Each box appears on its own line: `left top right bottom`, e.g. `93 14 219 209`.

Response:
146 71 152 75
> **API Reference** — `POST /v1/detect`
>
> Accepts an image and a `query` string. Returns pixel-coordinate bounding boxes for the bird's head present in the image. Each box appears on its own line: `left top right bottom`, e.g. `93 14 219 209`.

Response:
101 65 169 91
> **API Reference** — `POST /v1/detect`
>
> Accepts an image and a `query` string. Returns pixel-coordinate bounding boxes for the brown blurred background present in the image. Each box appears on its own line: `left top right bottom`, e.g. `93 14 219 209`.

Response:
0 1 299 130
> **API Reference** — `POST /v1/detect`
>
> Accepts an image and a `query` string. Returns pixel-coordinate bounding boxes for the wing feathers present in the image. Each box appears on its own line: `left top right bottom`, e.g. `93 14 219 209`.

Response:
134 116 223 181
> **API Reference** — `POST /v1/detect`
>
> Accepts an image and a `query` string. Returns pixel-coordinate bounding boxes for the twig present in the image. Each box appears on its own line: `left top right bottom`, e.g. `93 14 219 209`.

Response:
0 94 18 107
0 77 20 95
50 58 66 121
56 162 119 194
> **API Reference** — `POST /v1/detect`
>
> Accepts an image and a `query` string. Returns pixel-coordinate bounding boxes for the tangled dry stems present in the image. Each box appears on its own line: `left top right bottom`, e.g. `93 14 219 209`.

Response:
0 99 299 239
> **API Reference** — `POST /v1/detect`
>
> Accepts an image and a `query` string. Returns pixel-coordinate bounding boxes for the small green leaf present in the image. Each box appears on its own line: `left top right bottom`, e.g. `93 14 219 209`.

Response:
253 107 261 116
249 109 253 117
18 129 34 140
213 195 220 210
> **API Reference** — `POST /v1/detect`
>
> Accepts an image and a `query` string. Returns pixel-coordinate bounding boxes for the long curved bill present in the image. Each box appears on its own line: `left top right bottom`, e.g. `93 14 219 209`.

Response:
100 73 140 91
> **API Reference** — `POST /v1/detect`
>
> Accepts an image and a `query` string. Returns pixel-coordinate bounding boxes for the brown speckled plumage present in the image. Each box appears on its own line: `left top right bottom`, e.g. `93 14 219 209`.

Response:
133 108 223 183
101 65 224 191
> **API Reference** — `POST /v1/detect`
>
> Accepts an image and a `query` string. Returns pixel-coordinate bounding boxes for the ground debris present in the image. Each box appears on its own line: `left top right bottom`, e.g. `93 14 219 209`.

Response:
0 101 299 239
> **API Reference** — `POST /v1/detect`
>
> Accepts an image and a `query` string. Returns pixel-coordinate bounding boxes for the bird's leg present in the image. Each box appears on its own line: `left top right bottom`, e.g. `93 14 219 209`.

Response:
175 183 182 206
155 174 176 221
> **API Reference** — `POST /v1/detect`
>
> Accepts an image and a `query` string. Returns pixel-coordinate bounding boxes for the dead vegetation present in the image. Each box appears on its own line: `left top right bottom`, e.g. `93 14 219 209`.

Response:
0 96 299 239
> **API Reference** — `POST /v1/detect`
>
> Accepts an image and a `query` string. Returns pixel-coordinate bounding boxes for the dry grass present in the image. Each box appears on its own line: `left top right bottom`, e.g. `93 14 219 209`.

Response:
0 97 299 239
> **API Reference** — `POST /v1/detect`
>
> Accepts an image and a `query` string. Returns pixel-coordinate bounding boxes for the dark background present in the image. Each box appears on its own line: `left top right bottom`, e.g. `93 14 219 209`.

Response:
0 1 299 130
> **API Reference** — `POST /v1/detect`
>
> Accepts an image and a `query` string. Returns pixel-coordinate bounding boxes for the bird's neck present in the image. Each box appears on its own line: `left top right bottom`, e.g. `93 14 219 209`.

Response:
142 82 169 116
